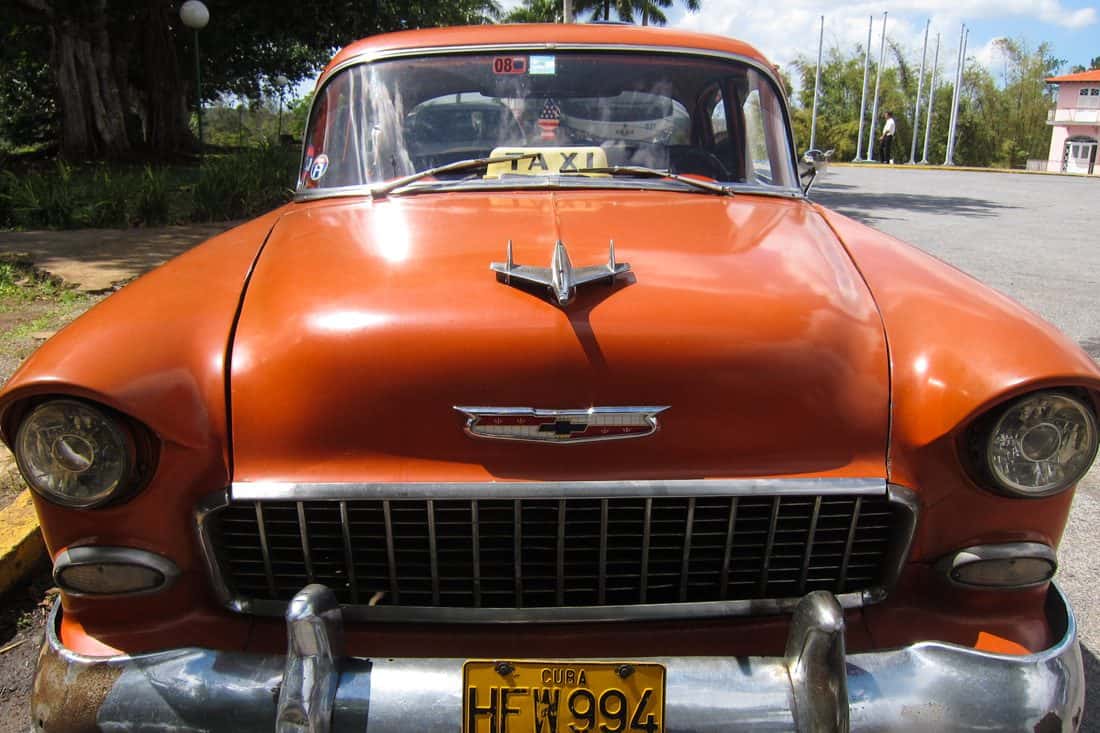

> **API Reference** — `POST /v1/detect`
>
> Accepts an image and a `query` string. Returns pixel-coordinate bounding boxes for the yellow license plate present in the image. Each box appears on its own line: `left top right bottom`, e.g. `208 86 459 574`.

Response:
463 659 665 733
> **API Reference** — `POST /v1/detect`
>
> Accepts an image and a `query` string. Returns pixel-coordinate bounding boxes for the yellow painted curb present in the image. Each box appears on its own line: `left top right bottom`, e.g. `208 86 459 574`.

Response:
0 490 45 596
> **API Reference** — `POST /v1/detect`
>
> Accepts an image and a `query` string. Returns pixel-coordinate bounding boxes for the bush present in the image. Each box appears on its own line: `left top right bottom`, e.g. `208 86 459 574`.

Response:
133 166 171 226
191 145 297 222
82 167 130 228
5 160 79 229
0 145 299 231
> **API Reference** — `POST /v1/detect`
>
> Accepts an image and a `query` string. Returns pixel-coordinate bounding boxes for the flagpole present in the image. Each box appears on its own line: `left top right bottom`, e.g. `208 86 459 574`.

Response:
920 33 940 164
945 24 967 166
866 11 888 161
853 15 873 161
809 15 824 151
908 19 930 164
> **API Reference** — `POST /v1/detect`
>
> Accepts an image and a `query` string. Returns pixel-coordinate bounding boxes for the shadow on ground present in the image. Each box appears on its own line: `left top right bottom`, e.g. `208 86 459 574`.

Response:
811 182 1018 225
0 223 238 291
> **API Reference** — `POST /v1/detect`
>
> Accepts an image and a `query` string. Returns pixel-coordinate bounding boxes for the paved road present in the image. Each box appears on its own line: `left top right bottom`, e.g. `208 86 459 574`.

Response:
816 165 1100 730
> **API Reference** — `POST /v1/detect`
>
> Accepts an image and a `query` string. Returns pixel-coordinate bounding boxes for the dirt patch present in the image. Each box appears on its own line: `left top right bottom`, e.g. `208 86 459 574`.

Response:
0 257 101 514
0 568 53 733
0 458 22 512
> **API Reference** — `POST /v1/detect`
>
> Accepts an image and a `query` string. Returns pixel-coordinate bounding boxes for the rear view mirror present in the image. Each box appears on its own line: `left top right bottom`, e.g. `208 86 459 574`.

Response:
799 148 833 195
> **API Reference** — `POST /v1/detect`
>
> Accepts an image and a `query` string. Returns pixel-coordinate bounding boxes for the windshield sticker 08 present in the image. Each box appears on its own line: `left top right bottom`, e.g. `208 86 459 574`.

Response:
309 154 329 182
492 56 527 74
529 55 556 75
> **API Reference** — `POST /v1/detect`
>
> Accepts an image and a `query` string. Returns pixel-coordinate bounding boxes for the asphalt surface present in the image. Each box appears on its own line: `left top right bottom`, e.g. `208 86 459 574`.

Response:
815 165 1100 730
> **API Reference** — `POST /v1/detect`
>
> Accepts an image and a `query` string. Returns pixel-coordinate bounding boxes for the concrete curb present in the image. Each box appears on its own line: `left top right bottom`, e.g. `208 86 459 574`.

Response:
830 161 1072 177
0 490 45 597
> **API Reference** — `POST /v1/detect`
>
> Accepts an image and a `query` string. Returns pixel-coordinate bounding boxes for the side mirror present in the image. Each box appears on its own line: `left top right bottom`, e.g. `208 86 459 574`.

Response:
799 148 833 195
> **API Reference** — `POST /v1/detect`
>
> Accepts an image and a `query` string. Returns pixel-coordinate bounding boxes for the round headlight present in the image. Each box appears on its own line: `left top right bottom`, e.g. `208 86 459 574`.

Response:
14 399 134 508
984 391 1098 497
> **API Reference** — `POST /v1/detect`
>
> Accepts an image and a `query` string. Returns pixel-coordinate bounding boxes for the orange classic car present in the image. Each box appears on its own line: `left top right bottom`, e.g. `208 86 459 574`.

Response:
5 23 1097 733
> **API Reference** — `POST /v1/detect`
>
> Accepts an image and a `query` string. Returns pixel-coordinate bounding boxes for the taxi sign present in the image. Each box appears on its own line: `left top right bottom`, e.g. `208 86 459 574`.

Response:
485 147 609 178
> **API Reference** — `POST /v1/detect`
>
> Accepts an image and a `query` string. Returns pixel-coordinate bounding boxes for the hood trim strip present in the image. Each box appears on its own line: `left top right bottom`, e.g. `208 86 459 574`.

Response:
230 477 886 502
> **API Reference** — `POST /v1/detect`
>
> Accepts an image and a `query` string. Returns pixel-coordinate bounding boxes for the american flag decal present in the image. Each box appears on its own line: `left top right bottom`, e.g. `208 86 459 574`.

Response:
538 98 561 140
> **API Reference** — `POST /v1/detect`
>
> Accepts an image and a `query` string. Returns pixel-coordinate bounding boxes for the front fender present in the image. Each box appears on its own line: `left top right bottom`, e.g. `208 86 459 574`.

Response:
819 207 1100 559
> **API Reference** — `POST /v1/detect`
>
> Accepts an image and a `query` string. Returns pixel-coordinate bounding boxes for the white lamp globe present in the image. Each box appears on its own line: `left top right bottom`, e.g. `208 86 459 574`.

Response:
275 75 289 88
180 1 210 30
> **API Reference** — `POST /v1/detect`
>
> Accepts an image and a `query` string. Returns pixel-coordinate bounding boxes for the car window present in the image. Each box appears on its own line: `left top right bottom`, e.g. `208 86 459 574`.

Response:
300 51 796 192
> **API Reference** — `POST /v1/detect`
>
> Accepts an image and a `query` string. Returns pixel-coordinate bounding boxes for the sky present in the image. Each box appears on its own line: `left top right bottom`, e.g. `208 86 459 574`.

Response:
288 1 1097 99
500 1 1099 80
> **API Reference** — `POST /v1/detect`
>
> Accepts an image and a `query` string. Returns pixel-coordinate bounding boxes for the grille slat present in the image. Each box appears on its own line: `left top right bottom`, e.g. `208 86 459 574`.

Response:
382 500 400 604
211 492 902 613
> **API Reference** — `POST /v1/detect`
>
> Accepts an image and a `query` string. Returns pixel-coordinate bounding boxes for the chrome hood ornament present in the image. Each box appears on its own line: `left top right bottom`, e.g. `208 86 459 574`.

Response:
454 406 668 444
491 240 630 306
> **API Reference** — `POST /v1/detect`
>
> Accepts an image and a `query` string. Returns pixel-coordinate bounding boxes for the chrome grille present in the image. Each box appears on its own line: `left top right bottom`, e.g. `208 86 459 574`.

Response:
204 487 910 619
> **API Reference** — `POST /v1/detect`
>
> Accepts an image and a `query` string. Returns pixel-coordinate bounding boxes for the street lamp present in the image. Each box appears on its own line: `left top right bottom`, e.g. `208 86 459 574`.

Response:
180 0 210 154
274 75 289 140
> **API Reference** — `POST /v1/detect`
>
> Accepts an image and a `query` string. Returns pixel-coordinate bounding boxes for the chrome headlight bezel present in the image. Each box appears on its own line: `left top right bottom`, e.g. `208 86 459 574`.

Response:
965 389 1099 499
12 398 154 509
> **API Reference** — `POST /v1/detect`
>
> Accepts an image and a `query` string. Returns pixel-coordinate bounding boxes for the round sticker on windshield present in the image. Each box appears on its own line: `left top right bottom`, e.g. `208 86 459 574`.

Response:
309 154 329 182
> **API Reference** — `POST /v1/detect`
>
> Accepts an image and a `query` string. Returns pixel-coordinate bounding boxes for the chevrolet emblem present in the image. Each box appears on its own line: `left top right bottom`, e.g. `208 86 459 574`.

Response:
454 406 668 444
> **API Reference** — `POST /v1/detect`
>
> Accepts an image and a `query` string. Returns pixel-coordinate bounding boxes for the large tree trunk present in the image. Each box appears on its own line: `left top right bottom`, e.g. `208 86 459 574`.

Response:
140 0 193 156
49 2 130 158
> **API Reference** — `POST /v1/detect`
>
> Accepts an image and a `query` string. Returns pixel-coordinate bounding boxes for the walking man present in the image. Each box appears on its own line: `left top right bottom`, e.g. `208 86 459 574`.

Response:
878 111 896 164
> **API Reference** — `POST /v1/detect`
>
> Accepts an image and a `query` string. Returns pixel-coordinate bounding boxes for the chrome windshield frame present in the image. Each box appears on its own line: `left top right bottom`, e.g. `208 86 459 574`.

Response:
293 42 804 203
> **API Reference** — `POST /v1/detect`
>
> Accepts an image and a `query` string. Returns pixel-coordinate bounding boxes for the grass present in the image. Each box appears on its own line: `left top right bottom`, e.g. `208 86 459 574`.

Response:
0 260 77 303
0 259 96 381
0 145 299 230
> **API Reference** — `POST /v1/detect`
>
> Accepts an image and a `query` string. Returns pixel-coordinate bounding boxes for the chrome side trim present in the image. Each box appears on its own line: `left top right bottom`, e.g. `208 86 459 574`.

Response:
232 477 887 501
196 479 918 623
52 546 180 598
194 488 246 613
295 42 802 202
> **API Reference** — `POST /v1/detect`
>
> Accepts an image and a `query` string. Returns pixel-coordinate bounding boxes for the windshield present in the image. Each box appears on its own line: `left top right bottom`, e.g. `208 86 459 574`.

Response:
299 51 796 194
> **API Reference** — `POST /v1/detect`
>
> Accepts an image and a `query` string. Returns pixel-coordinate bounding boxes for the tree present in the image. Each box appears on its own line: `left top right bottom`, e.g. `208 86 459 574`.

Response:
3 0 504 160
573 0 700 25
0 19 56 151
789 35 1061 169
503 0 562 23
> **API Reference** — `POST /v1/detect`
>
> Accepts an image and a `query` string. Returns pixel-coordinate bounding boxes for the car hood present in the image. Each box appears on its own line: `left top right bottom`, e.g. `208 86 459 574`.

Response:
230 190 889 482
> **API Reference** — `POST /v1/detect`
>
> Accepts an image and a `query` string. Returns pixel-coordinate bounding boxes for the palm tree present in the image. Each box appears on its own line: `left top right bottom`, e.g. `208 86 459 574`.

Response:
502 0 562 23
637 0 701 26
573 0 701 26
573 0 636 22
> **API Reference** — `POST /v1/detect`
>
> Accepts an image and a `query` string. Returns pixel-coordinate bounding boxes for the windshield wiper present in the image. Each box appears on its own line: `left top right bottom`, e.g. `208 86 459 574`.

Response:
371 153 541 198
562 165 735 196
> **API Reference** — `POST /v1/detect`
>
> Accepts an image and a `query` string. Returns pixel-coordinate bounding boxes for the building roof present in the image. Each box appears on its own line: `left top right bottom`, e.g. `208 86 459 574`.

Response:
321 24 768 81
1046 69 1100 84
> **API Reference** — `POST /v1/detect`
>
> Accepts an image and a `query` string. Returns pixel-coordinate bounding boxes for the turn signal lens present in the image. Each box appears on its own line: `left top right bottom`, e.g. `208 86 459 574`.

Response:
56 564 164 595
985 392 1098 497
14 399 134 508
53 546 178 597
952 557 1055 587
939 543 1057 589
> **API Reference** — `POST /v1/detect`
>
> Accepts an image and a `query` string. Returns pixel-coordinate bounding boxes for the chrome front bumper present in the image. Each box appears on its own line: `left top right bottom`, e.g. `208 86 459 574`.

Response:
33 585 1084 733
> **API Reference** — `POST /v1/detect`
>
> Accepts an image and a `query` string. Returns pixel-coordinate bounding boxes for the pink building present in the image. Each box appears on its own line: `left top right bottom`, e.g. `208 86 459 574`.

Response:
1045 69 1100 175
